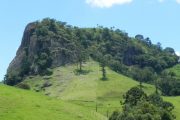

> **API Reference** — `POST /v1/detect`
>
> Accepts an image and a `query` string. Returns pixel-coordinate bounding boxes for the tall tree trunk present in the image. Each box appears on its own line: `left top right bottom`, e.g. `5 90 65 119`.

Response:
139 80 143 90
79 60 82 71
102 64 106 80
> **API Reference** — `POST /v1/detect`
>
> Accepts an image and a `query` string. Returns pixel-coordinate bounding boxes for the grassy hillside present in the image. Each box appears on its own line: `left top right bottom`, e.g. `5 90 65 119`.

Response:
168 64 180 79
164 97 180 120
23 61 156 116
2 61 179 119
0 84 106 120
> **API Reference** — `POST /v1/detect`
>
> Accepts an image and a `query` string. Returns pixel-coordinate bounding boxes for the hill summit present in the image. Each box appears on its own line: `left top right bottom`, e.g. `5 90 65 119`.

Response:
5 18 179 90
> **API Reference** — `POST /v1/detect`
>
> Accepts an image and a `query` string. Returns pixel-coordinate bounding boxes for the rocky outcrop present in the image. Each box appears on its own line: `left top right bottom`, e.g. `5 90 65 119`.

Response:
7 21 76 75
8 22 37 73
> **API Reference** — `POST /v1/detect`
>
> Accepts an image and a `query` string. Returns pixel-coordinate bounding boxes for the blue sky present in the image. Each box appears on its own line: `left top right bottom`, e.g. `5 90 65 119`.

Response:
0 0 180 80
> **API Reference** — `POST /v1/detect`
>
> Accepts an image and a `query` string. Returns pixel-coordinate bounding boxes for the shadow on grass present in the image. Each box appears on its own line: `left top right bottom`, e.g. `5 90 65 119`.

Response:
100 77 109 81
74 69 92 75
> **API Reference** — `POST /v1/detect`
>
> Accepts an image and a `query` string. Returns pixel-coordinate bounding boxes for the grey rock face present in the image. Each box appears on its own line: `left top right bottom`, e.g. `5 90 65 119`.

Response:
7 22 75 74
8 22 37 73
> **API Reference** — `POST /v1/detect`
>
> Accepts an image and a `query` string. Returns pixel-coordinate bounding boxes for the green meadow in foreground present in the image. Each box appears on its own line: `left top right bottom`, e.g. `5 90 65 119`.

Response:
0 84 106 120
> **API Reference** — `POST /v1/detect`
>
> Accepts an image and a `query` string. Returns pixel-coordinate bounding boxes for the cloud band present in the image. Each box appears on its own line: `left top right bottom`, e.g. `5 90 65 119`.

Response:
86 0 133 8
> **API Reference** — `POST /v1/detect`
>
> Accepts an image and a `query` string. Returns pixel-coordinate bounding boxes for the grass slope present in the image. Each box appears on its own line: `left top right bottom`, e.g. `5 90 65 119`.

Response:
167 64 180 79
8 60 180 119
24 61 156 117
0 84 106 120
164 97 180 120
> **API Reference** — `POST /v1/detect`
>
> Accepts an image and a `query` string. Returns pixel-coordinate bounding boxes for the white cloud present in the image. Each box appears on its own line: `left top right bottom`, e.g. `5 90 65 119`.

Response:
86 0 133 8
176 0 180 4
175 51 180 56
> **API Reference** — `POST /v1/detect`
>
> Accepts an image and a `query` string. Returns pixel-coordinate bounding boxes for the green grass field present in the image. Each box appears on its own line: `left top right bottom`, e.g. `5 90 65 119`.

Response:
163 64 180 119
0 84 106 120
1 61 180 119
23 61 157 116
164 96 180 120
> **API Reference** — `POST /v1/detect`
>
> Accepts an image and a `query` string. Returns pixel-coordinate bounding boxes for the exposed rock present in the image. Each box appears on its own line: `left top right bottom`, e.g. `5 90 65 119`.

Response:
7 20 76 75
8 22 37 73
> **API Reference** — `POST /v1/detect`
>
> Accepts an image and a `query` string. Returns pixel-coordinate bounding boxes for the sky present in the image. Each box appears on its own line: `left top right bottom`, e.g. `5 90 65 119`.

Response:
0 0 180 81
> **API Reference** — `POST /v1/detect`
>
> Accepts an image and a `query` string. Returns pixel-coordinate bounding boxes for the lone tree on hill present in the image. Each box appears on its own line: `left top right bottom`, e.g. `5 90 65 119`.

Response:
96 51 111 80
75 42 89 72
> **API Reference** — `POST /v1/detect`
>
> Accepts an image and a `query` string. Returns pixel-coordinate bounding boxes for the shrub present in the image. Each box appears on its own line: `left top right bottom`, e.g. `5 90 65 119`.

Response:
41 81 52 88
110 87 175 120
44 68 53 76
16 83 30 90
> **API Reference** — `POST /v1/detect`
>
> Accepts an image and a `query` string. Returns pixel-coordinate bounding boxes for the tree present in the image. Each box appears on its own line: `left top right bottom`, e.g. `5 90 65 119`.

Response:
130 67 155 89
36 52 52 74
96 51 111 80
4 73 22 86
110 87 175 120
145 37 152 46
123 87 147 106
158 75 180 96
156 42 162 50
97 52 107 80
101 61 107 80
20 56 31 76
153 73 159 94
164 47 175 54
75 42 89 72
135 34 144 40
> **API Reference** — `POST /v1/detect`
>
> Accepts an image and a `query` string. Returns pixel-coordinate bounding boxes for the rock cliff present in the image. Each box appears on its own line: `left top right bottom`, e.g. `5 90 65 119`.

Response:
7 19 76 75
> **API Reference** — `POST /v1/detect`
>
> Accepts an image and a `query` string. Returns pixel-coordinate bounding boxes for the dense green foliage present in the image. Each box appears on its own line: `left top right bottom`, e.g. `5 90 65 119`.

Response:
5 18 180 96
110 87 175 120
158 71 180 96
16 83 31 90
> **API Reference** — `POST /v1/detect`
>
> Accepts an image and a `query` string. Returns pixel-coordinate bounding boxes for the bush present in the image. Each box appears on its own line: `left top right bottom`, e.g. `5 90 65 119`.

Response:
40 68 53 76
110 87 175 120
123 87 147 106
4 73 22 86
16 83 30 90
44 68 53 76
41 81 52 88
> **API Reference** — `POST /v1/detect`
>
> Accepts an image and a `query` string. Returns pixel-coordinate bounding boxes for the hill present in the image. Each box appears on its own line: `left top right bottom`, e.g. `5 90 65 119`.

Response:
0 84 106 120
2 18 180 119
5 18 179 90
23 60 157 116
